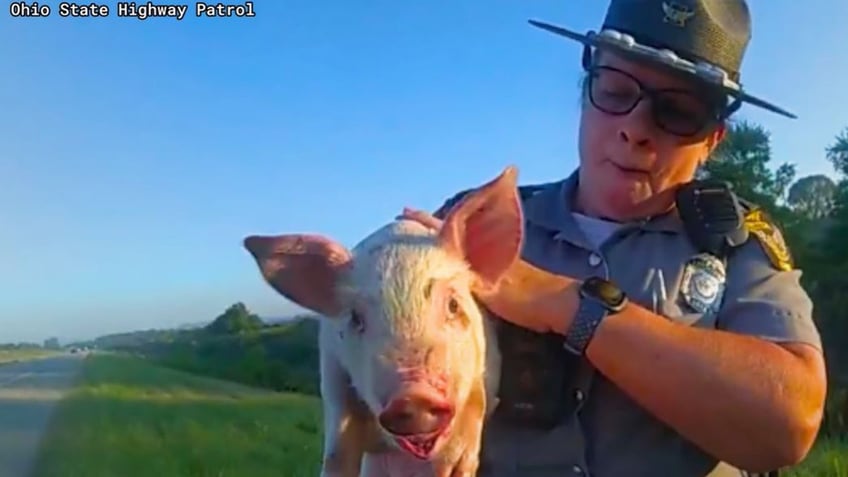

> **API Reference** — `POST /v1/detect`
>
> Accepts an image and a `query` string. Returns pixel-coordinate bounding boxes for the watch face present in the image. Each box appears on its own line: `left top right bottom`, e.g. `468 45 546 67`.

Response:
583 277 627 309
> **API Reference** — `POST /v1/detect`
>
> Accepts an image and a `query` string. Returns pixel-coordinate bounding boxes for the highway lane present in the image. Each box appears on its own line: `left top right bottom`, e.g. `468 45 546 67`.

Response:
0 354 86 477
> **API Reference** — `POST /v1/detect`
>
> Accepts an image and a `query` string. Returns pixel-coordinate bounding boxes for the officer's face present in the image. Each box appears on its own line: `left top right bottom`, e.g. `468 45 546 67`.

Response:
576 50 727 221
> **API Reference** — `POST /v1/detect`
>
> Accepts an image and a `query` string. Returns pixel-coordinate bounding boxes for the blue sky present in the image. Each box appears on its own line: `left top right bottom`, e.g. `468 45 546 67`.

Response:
1 1 846 344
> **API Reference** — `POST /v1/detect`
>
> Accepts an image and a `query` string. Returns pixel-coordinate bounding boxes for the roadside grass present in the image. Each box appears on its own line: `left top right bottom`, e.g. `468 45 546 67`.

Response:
31 354 846 476
786 435 848 477
31 354 324 477
0 349 57 364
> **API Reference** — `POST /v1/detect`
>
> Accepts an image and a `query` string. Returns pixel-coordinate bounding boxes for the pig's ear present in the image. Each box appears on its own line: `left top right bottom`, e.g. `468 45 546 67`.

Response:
438 166 524 286
243 234 352 317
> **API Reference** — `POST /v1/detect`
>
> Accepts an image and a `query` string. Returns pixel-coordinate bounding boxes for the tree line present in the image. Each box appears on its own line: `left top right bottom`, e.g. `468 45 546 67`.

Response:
699 121 848 436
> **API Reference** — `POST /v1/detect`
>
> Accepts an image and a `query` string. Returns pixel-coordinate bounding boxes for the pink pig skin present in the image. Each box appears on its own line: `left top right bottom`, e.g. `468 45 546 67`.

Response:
244 166 525 477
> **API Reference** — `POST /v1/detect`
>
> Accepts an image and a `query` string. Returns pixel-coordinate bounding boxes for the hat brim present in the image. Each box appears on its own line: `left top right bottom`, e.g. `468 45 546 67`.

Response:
527 19 796 119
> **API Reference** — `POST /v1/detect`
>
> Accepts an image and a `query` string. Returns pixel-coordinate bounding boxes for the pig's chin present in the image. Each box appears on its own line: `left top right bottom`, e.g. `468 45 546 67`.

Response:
389 427 449 460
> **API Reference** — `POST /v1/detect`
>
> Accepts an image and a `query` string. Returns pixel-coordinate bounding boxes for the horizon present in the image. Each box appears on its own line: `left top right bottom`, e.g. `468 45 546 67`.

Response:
3 1 847 344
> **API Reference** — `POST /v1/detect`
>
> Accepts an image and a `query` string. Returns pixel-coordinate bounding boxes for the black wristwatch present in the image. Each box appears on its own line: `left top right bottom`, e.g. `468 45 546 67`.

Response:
562 276 628 356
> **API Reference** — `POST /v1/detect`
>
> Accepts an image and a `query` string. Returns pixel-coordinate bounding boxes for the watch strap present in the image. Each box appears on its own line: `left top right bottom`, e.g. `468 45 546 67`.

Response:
562 295 608 356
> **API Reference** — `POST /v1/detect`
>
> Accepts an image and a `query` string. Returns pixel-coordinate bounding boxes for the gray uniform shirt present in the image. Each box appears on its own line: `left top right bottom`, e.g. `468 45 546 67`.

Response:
434 170 823 477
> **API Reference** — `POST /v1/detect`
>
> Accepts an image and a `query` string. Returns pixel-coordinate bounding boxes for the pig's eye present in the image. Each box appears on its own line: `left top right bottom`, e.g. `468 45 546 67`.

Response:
349 310 365 333
447 297 460 316
445 295 467 325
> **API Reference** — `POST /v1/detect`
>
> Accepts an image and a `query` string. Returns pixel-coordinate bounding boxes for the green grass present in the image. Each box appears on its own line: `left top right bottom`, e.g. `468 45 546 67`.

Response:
0 349 57 364
32 354 324 477
31 354 846 476
787 436 848 477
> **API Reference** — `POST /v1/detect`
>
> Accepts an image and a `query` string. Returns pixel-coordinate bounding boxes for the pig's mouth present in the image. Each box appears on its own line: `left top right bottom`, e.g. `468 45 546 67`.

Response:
378 394 455 460
391 429 447 460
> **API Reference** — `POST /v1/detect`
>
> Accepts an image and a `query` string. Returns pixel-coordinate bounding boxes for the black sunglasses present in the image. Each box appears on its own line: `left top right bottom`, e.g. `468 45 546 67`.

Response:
586 65 725 137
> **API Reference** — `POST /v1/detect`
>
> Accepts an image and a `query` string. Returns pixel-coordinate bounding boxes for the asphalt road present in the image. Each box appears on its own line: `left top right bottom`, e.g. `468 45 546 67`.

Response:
0 354 85 477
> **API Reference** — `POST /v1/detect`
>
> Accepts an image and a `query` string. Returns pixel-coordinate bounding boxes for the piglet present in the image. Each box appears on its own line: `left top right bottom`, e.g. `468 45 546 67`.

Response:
243 166 524 477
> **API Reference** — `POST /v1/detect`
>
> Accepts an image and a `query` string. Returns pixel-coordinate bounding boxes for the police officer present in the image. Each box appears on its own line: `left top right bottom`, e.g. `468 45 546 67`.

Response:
401 0 828 476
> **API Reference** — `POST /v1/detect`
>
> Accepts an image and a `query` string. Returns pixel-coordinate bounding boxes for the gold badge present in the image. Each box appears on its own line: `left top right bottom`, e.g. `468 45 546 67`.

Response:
662 2 695 27
743 208 794 271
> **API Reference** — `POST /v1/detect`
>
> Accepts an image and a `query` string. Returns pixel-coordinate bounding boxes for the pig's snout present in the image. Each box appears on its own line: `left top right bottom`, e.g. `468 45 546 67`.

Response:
378 390 455 437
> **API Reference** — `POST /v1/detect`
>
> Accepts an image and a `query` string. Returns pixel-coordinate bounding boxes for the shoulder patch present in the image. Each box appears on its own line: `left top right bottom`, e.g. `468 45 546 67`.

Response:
743 208 794 271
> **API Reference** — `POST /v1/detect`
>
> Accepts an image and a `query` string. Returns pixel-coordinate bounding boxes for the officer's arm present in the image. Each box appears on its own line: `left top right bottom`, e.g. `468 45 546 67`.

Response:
583 234 827 473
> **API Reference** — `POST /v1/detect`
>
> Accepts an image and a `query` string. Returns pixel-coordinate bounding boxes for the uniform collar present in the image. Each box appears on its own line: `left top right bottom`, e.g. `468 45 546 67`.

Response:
522 169 684 242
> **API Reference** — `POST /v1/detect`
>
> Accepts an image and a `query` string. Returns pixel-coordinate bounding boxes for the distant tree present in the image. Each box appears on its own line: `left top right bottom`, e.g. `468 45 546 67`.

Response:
205 302 265 335
791 126 848 398
700 120 796 213
826 127 848 177
43 337 60 350
816 127 848 263
787 174 837 220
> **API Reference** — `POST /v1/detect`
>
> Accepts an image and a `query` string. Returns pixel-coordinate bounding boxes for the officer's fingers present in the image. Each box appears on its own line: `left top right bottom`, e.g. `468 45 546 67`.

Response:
433 464 453 477
469 271 501 302
449 453 478 477
434 468 451 477
449 465 474 477
398 207 443 230
433 463 473 477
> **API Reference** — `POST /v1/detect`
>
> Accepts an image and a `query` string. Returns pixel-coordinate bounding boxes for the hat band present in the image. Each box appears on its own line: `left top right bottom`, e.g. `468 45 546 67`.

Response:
588 29 742 93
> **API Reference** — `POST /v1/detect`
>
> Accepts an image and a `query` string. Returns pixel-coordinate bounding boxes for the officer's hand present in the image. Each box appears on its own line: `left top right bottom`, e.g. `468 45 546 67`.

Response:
399 207 580 335
399 207 444 230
